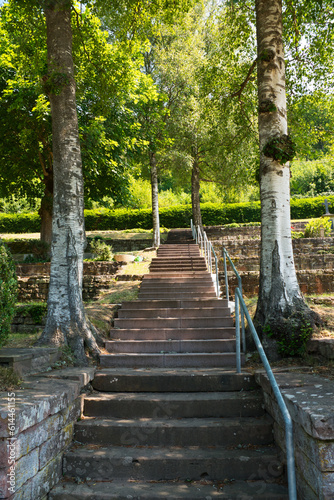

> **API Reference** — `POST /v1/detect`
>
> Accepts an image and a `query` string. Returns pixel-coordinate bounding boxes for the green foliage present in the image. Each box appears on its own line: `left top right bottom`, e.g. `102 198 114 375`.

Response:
27 240 50 262
0 240 18 347
1 195 334 233
0 367 22 391
290 195 334 219
0 196 40 214
90 238 113 261
0 212 40 233
263 134 296 164
291 231 304 239
290 158 334 197
42 71 70 95
264 318 312 357
15 302 47 324
289 93 334 160
52 345 75 368
304 218 332 238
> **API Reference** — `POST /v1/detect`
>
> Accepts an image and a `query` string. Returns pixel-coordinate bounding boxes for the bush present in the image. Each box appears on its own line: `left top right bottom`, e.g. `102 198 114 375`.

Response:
0 212 40 233
0 195 334 233
0 241 18 347
24 240 51 263
304 218 332 238
15 303 47 324
90 239 113 261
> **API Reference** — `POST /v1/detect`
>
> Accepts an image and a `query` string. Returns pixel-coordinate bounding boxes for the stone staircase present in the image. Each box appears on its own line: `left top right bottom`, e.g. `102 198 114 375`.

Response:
49 229 288 499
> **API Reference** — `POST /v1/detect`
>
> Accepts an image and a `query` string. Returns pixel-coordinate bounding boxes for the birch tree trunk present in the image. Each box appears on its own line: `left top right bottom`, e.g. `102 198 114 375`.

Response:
191 159 203 231
150 152 160 248
253 0 319 359
37 1 100 365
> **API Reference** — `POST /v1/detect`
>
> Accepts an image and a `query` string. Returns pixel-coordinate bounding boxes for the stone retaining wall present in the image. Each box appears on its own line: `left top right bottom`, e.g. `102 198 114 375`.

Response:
213 237 334 272
17 275 118 302
221 269 334 297
16 261 120 277
0 367 94 500
255 371 334 500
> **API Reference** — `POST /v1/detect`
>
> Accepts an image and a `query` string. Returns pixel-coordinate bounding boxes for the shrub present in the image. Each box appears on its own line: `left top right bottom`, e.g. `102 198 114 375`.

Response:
15 303 47 324
0 195 334 233
90 239 113 261
0 212 40 233
24 240 51 263
0 241 18 347
304 218 332 238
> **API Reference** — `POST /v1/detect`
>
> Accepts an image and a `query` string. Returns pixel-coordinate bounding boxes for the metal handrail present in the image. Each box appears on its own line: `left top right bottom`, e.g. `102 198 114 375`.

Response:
190 220 297 498
235 287 297 500
190 220 220 298
223 247 246 352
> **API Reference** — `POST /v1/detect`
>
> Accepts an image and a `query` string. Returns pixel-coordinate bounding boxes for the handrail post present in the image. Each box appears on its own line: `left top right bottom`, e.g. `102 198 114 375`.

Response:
238 279 246 353
235 291 241 374
223 251 229 302
214 255 219 297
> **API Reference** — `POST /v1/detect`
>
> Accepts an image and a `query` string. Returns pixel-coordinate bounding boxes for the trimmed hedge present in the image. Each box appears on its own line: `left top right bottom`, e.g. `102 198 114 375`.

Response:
0 213 40 233
0 195 333 233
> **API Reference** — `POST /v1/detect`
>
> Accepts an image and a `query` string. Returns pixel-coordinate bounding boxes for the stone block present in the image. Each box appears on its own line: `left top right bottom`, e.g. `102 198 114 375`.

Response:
296 469 319 500
274 420 334 474
38 367 95 387
0 377 81 438
0 398 81 464
6 475 32 500
256 371 334 439
39 424 73 469
31 453 62 500
0 447 38 497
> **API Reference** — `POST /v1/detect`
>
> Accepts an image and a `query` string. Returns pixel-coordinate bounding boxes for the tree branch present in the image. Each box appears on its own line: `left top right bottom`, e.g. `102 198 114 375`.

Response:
231 59 257 98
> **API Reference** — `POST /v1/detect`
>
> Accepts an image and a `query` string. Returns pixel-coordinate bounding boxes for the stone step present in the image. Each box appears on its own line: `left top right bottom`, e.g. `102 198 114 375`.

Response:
92 368 258 392
142 272 211 278
139 285 216 293
120 299 229 309
117 307 231 318
105 339 236 354
110 327 235 340
152 256 205 260
140 277 215 284
114 317 233 328
74 416 274 447
99 352 242 368
49 479 288 499
149 266 208 271
61 445 281 482
83 391 265 418
138 292 218 299
157 252 201 255
140 277 213 291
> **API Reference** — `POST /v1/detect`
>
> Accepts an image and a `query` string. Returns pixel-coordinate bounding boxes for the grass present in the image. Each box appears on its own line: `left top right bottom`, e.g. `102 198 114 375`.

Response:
0 367 22 391
116 250 156 276
1 229 169 242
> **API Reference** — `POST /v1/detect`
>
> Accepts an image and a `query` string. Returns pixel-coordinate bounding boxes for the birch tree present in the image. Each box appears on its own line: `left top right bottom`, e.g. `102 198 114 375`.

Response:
34 0 101 364
253 0 319 359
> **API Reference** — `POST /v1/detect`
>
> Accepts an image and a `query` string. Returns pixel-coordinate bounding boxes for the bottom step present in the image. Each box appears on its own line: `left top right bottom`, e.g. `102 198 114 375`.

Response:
49 479 288 499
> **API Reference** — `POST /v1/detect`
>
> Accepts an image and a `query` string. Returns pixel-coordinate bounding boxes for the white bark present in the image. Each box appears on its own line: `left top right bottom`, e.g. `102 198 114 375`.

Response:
150 152 160 248
191 159 203 230
37 1 100 364
254 0 318 357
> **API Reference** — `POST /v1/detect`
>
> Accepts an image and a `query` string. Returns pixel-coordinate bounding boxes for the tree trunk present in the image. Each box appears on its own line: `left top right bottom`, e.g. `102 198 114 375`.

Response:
39 190 53 244
37 1 100 365
191 159 203 231
253 0 319 359
150 152 160 248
